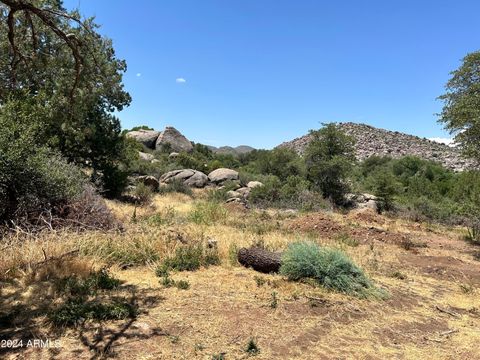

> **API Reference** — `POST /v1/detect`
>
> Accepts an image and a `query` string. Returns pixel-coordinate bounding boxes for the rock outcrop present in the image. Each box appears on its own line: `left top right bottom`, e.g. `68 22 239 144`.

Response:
137 175 159 190
208 168 239 184
155 126 193 153
138 151 154 162
127 130 160 149
126 125 254 155
277 122 475 172
160 169 209 188
127 126 193 153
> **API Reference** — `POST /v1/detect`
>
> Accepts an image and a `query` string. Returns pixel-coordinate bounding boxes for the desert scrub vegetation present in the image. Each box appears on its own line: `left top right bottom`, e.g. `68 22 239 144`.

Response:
280 242 387 298
156 242 220 273
189 200 228 225
50 270 137 327
158 178 194 196
50 299 137 327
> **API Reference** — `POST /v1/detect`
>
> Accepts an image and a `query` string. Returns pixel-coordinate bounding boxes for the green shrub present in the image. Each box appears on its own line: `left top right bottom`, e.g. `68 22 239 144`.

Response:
58 270 121 296
280 242 385 298
245 337 260 355
249 175 282 204
0 100 90 226
175 280 191 290
160 272 175 288
206 180 240 202
133 183 154 205
50 299 137 326
270 291 278 309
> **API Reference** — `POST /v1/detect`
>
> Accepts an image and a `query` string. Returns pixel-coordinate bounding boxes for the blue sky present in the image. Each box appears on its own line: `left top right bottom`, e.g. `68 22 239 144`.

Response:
65 0 480 148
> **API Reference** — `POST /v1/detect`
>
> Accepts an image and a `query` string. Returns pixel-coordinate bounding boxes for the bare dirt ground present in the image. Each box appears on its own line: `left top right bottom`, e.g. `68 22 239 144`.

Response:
1 194 479 360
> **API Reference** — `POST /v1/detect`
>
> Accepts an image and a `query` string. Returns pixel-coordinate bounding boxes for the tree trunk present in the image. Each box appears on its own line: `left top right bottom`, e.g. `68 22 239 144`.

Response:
237 247 282 273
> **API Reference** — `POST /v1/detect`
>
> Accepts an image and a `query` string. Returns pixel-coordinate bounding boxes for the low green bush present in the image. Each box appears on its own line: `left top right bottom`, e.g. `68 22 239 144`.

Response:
50 299 137 326
50 270 135 327
245 337 260 355
57 270 121 296
280 242 386 298
133 183 154 205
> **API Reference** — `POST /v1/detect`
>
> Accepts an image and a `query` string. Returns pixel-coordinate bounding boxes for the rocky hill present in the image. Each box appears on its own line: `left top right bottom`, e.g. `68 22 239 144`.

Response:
278 122 475 171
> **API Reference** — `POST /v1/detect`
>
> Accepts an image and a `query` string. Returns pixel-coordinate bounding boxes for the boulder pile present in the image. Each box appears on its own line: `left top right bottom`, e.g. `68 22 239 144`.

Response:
127 126 193 153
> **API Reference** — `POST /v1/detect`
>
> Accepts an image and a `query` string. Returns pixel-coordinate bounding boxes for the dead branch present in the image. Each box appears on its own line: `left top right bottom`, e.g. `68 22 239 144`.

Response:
31 249 79 269
440 329 459 336
435 305 460 318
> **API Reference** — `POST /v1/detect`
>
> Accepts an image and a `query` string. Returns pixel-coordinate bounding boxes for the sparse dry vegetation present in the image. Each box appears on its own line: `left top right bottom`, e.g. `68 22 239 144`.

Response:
2 192 480 359
1 1 480 359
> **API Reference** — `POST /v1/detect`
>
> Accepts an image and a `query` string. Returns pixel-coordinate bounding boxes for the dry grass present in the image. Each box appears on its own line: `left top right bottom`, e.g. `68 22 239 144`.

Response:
1 192 480 359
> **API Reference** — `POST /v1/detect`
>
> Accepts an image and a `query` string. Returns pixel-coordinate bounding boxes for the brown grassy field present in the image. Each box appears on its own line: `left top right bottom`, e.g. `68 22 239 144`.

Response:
1 192 480 359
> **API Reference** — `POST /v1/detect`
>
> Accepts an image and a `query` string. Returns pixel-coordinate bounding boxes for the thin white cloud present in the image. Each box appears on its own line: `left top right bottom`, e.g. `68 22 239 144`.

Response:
428 137 455 146
176 77 186 84
136 73 142 77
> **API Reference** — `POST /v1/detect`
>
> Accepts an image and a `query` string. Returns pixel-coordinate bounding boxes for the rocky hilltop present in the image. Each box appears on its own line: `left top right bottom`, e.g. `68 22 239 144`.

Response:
278 122 475 171
127 126 254 156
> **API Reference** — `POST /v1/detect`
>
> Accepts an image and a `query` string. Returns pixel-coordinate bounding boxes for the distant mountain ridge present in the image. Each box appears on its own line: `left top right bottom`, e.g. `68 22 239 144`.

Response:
207 145 255 156
277 122 475 171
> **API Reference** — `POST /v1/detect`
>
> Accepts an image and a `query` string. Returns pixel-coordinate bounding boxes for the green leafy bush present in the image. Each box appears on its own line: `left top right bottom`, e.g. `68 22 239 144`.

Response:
280 242 385 298
0 101 86 225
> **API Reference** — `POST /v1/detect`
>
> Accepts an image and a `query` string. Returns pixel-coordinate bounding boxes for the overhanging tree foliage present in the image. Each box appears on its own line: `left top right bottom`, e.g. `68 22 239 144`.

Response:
0 0 133 196
438 50 480 163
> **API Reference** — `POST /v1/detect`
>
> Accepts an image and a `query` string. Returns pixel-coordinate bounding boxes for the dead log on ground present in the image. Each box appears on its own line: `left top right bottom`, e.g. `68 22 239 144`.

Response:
237 247 282 273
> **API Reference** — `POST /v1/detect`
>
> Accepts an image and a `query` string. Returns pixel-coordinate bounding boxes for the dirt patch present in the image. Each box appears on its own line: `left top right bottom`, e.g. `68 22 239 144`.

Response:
287 212 411 246
287 213 344 236
350 208 387 226
400 254 480 285
376 318 450 346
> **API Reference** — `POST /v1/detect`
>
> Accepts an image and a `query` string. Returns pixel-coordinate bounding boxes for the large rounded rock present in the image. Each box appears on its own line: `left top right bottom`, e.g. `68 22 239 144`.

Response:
208 168 239 184
127 130 160 149
184 171 209 188
247 181 263 189
160 169 209 188
138 151 154 162
137 175 159 190
155 126 193 153
160 169 194 183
